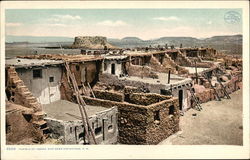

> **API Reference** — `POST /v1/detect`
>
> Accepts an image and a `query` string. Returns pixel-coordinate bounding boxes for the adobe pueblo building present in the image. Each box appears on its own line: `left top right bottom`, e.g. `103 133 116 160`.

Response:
5 37 242 145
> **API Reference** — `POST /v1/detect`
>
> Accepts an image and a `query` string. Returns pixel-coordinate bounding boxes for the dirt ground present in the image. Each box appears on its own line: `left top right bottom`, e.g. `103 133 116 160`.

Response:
160 89 243 145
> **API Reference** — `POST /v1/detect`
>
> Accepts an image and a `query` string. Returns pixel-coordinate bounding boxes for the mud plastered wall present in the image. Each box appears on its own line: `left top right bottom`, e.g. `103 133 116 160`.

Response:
149 56 170 73
125 63 159 79
103 60 123 77
194 74 242 104
6 102 43 144
45 107 118 145
16 66 62 105
6 67 42 111
69 61 98 85
60 61 101 101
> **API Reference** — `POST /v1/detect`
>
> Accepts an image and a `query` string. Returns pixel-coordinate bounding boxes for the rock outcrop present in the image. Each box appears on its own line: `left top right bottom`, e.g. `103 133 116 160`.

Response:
72 36 118 49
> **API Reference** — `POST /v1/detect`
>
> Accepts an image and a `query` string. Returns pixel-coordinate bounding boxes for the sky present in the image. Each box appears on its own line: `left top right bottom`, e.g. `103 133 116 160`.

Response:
5 9 242 40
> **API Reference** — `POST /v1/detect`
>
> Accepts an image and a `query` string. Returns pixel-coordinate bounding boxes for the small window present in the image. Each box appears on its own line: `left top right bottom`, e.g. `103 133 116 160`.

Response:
95 127 102 136
49 76 54 82
169 105 175 115
76 65 80 71
154 110 160 121
104 63 107 71
111 63 115 75
33 69 42 78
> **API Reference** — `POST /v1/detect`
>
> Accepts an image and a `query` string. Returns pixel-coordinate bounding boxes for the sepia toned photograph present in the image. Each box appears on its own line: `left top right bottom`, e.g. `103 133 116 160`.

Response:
1 1 249 159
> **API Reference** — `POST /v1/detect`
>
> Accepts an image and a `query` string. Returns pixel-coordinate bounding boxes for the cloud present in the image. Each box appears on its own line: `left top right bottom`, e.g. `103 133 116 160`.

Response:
207 20 212 25
97 20 128 27
46 23 67 27
6 23 23 27
48 14 81 23
153 16 180 21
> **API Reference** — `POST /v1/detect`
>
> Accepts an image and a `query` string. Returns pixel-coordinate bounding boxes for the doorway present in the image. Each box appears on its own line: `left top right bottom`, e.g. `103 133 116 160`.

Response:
178 90 183 110
111 63 115 75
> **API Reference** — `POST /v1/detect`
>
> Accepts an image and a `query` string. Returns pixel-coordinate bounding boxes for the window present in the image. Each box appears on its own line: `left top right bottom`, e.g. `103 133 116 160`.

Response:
76 65 80 71
49 76 54 82
169 105 175 115
33 69 42 78
104 63 107 71
95 127 102 136
154 110 160 121
111 63 115 75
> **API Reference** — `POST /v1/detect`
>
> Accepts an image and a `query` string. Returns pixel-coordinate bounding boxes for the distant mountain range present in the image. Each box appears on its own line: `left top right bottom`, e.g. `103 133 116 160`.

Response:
6 34 242 54
6 35 74 43
108 35 242 54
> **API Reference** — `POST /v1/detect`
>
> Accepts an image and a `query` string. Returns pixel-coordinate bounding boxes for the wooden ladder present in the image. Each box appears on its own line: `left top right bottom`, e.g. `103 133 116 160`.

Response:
87 82 96 98
215 74 231 99
187 85 202 111
64 62 97 144
203 74 221 101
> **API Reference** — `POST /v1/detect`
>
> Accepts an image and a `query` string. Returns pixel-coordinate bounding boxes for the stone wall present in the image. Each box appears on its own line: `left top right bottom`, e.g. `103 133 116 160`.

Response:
128 93 171 105
82 92 179 144
93 89 125 102
99 73 165 94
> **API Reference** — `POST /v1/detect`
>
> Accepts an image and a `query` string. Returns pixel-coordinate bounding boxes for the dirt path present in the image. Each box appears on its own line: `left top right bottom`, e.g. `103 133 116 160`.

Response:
160 89 243 145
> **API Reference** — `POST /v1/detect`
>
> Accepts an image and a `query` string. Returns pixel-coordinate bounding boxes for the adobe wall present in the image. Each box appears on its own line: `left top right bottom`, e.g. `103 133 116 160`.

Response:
69 61 101 85
6 67 42 111
171 86 191 111
45 107 118 144
125 63 159 79
145 98 179 144
194 74 242 103
82 93 179 144
6 102 44 144
99 73 165 94
16 66 62 105
60 61 102 101
128 93 171 105
93 89 125 102
103 60 123 77
149 56 170 73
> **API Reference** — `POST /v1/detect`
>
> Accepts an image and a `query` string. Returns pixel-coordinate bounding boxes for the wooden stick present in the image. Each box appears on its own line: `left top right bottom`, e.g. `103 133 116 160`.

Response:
65 62 97 144
87 82 96 98
65 62 90 143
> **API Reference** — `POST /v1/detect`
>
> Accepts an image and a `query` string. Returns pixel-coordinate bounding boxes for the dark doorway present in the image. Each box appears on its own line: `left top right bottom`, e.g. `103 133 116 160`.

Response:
111 63 115 75
178 90 183 110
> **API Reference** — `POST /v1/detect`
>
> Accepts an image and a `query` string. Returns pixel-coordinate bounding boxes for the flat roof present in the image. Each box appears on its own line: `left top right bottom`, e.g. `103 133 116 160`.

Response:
104 55 128 60
5 58 64 68
17 54 104 62
43 100 109 121
119 72 192 87
125 49 179 57
184 67 210 74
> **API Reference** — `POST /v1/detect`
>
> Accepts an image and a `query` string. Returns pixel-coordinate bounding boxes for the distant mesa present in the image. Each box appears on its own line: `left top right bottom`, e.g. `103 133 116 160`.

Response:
72 36 118 50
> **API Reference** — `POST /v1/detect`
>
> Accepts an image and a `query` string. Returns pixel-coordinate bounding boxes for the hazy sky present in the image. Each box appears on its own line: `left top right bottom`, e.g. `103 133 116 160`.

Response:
5 9 242 40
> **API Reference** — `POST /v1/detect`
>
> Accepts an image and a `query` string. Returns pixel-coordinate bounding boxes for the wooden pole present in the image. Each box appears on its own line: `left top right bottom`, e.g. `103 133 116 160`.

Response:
65 62 97 144
168 70 171 84
65 63 90 143
195 60 198 84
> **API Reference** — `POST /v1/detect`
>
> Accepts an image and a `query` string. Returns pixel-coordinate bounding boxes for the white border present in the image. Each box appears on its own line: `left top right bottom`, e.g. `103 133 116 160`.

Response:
1 1 249 159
